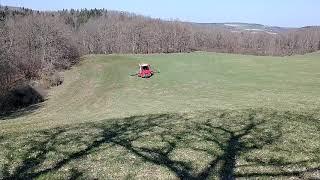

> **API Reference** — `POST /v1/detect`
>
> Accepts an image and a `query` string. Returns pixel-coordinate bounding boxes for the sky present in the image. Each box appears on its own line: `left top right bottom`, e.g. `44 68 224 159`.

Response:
1 0 320 27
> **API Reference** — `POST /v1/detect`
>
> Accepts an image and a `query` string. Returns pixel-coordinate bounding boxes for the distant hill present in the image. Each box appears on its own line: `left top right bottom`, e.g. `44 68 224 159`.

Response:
1 5 319 36
0 5 33 13
0 5 312 34
0 5 23 11
193 22 296 34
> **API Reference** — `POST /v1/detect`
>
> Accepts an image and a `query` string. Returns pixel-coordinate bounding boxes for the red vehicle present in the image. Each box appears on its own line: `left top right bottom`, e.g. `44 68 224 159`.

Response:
138 64 153 78
130 64 159 78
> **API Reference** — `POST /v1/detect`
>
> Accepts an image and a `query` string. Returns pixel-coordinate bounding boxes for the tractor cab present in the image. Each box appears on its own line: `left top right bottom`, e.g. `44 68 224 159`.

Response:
138 64 154 78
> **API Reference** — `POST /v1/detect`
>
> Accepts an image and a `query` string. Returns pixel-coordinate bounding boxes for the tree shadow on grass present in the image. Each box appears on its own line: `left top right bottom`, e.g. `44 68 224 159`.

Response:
193 117 269 179
69 168 84 180
1 109 319 179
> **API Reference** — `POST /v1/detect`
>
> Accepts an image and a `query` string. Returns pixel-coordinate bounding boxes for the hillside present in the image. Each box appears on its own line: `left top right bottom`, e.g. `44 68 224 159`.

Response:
0 5 32 13
2 52 320 131
2 6 319 115
0 6 302 33
194 22 295 34
0 52 320 179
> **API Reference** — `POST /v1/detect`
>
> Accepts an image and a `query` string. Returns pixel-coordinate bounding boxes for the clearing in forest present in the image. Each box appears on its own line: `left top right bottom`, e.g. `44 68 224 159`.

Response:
1 52 320 179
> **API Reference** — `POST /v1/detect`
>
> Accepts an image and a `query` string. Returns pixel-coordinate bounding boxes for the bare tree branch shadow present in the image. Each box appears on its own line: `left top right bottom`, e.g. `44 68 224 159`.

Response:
69 168 83 180
1 109 319 179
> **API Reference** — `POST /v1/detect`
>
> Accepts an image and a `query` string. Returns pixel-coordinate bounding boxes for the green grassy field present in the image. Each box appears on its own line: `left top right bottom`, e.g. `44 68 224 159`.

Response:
1 52 320 179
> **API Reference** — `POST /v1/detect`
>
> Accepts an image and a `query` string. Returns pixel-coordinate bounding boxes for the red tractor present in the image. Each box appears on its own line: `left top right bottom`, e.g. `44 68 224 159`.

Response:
130 64 159 78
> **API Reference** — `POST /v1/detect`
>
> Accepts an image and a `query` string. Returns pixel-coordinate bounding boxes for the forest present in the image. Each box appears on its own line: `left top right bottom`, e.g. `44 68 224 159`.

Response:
1 7 320 111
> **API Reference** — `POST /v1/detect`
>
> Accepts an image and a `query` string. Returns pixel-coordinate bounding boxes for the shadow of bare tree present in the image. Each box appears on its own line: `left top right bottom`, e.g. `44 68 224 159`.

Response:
0 109 319 179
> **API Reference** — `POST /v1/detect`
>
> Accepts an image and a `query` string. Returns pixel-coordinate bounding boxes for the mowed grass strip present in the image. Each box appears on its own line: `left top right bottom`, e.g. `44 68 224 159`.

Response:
1 52 320 179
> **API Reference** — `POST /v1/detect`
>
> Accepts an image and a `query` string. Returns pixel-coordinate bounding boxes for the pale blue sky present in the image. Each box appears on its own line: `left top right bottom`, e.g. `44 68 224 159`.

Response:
1 0 320 27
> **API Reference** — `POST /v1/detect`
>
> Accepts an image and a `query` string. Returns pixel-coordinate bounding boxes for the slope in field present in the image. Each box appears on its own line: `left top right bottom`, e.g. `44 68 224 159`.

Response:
1 52 320 131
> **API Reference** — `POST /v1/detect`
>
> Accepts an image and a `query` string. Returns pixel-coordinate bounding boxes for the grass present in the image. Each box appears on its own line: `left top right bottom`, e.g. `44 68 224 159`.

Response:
1 52 320 179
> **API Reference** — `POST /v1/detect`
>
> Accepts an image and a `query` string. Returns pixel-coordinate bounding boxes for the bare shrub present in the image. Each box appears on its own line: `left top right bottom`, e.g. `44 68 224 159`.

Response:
39 71 64 88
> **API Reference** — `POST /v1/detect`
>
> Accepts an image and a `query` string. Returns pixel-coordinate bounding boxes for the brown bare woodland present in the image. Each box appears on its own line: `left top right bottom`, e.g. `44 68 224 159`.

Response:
1 8 320 111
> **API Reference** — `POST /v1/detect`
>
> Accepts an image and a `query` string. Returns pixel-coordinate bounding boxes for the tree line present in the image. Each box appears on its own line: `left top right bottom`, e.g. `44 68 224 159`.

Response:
1 7 320 111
